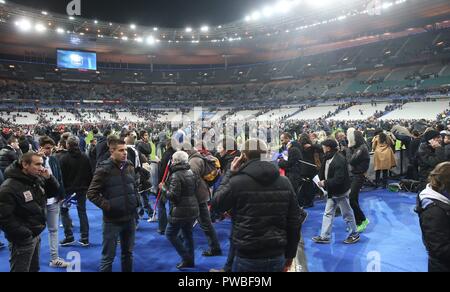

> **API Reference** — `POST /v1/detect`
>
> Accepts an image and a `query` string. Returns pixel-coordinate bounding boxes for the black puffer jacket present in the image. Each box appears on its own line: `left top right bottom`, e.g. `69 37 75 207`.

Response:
0 162 59 243
87 159 139 223
417 143 446 182
0 146 22 173
165 163 199 224
212 159 301 260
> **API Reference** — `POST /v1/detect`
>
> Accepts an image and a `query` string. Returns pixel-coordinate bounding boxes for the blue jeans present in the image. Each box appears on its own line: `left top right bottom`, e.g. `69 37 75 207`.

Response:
100 220 135 272
165 220 195 262
232 255 285 272
46 202 61 261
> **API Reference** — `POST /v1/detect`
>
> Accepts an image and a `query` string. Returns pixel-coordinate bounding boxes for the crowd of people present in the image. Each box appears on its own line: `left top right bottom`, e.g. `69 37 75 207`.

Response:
0 114 449 272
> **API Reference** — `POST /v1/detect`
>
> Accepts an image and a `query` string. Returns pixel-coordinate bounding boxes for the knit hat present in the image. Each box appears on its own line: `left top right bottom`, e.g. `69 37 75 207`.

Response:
321 139 338 149
423 130 440 143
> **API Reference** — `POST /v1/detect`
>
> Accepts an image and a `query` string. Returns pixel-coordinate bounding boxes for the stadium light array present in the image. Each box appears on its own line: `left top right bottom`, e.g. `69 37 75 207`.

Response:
15 19 32 32
41 11 48 15
0 0 6 4
130 24 136 30
153 27 158 31
200 25 209 32
185 27 192 33
146 35 156 45
56 27 65 34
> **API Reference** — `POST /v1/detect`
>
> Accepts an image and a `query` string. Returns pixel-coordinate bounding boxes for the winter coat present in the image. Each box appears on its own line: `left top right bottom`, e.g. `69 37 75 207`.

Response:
212 159 301 260
417 185 450 272
165 163 199 224
0 162 59 243
372 135 396 171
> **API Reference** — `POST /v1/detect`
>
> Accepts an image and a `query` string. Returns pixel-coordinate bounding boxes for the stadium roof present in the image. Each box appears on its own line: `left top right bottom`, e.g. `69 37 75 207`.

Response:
0 0 450 65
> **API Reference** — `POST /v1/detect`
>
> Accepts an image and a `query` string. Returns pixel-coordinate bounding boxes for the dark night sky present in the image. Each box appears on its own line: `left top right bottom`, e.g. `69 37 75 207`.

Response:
10 0 274 28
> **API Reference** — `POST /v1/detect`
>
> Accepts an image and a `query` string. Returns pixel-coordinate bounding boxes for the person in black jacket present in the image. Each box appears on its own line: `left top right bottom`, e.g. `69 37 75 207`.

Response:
417 162 450 272
155 140 176 233
58 136 93 247
212 139 302 272
418 130 446 191
87 138 139 272
0 136 23 173
278 132 303 204
162 151 199 270
313 139 360 245
347 128 370 232
0 152 59 272
297 133 320 208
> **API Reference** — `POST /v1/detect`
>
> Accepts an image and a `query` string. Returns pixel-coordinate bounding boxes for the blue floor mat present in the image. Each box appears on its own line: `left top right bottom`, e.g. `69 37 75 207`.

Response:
0 189 427 272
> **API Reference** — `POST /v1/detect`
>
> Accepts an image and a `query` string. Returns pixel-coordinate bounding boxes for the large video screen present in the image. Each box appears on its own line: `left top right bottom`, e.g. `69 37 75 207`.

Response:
57 50 97 70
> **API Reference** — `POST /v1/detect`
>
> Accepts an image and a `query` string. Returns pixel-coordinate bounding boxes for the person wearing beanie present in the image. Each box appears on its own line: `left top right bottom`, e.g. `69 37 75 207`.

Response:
312 139 360 245
418 129 446 192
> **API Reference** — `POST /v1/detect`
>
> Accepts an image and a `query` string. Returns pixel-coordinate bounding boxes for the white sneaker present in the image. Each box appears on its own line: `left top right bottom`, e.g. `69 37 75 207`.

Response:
49 258 70 268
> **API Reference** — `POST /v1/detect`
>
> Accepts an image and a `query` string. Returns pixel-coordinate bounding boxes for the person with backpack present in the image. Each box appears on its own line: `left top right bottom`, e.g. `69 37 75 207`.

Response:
416 162 450 272
183 142 222 257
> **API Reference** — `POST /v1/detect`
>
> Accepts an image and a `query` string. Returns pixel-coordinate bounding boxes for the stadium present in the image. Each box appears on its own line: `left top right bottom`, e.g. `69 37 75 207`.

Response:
0 0 449 273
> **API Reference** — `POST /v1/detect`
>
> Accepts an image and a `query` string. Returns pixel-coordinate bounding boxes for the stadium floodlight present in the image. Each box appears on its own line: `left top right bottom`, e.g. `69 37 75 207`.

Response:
245 15 251 22
0 0 6 4
41 11 48 15
56 27 65 34
262 6 273 17
94 20 98 24
201 25 209 32
153 27 158 31
15 19 32 32
146 36 156 45
109 22 113 26
121 36 128 41
130 24 136 30
274 1 291 13
185 27 193 33
69 16 75 20
382 2 394 9
251 11 261 21
135 37 143 43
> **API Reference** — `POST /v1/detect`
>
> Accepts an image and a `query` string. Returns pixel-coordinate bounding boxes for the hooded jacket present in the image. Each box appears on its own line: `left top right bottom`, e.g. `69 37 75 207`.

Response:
0 161 59 243
212 159 301 260
87 158 139 223
417 185 450 272
165 163 199 224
